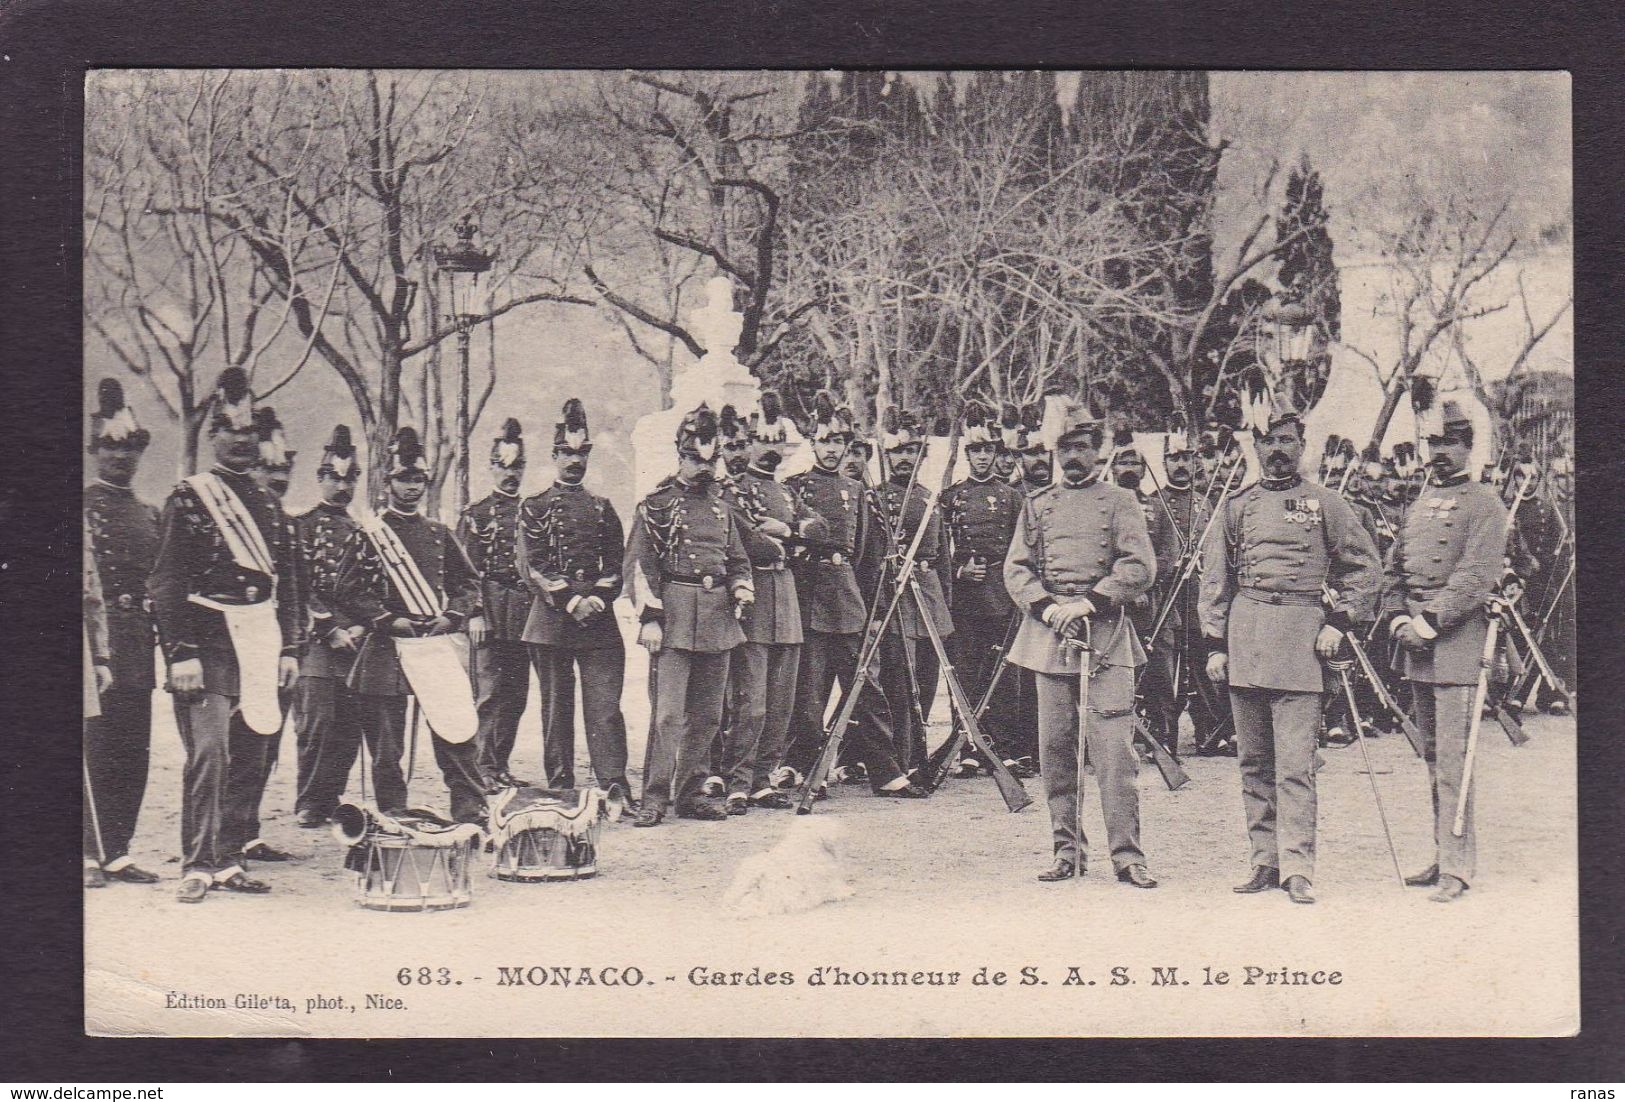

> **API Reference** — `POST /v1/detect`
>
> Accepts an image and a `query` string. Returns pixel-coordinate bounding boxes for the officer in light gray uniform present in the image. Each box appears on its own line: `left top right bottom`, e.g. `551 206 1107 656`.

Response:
1381 386 1509 903
1199 391 1379 905
1004 397 1158 888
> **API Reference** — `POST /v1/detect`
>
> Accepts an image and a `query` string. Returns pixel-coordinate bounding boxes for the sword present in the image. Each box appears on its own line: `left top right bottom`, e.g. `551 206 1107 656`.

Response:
1331 658 1405 887
1062 618 1093 880
83 757 107 868
405 696 420 786
1454 609 1503 837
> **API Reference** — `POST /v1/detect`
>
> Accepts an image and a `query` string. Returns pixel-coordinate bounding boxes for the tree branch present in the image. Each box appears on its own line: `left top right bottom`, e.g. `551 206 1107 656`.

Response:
584 263 705 359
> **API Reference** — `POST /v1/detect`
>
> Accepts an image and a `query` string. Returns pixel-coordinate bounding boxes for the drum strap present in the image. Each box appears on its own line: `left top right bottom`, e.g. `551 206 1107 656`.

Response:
362 516 445 617
186 472 276 577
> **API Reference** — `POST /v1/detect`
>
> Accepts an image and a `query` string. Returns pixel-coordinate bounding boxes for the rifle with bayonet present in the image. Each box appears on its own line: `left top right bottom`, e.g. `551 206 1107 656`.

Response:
922 607 1021 792
1123 460 1249 788
793 492 933 813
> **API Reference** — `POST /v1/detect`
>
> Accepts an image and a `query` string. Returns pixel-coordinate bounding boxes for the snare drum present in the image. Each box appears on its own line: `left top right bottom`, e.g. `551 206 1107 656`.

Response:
334 804 482 912
493 822 600 881
353 831 478 911
488 787 609 883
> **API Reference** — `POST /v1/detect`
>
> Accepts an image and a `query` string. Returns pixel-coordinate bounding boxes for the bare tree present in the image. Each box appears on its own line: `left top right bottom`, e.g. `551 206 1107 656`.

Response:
131 70 598 510
564 71 816 404
1345 197 1560 450
84 72 343 474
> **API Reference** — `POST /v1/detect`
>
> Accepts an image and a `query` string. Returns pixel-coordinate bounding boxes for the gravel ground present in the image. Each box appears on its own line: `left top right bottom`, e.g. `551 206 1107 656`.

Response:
85 647 1578 1039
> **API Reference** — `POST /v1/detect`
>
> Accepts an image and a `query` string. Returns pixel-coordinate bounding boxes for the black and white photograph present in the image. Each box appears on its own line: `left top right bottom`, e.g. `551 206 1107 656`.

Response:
76 67 1577 1038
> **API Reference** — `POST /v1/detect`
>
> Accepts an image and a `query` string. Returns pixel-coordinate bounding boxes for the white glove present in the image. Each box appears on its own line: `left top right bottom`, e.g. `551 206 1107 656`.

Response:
638 621 664 654
169 657 204 695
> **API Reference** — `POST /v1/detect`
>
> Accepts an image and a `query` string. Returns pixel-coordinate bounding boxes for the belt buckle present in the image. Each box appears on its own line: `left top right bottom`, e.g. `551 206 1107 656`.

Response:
116 593 136 610
830 552 845 566
702 574 716 591
574 568 588 581
246 586 260 602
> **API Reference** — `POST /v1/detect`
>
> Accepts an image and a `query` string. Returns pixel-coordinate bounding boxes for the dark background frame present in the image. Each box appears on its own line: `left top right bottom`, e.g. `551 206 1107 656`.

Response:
2 0 1621 1082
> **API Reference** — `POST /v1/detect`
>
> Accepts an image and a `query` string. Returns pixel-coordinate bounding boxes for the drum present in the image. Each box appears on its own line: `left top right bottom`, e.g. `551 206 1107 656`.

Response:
334 804 482 912
488 787 611 883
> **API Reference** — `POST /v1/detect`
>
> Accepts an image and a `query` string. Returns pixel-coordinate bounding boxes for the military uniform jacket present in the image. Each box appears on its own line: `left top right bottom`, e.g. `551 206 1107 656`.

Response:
516 481 625 651
293 502 362 680
333 509 481 696
941 475 1023 624
459 490 531 641
625 476 753 654
786 466 890 636
83 518 109 666
1003 478 1156 676
148 465 302 694
1198 475 1379 693
85 480 159 691
721 469 827 646
1380 473 1508 686
876 477 954 640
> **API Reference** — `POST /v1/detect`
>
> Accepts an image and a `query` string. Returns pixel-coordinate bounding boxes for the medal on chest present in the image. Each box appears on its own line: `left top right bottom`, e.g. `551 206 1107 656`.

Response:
1283 497 1322 527
1422 495 1458 521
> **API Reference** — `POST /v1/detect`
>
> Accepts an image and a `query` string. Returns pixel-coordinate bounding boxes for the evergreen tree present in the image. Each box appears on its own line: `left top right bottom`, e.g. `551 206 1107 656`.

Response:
1274 154 1340 412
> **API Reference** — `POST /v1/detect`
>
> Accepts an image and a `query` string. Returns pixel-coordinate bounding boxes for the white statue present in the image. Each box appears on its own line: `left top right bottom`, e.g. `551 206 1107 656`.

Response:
631 275 808 498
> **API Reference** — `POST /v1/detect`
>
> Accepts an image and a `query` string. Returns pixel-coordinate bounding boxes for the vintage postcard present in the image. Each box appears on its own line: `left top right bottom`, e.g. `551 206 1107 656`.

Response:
80 68 1575 1038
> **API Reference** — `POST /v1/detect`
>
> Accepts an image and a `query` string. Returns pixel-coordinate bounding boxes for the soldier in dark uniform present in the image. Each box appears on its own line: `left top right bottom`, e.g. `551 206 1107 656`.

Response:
874 408 955 775
516 400 632 796
83 379 161 888
625 404 755 825
148 368 302 903
227 407 302 863
941 400 1026 776
460 418 534 787
1382 390 1510 903
291 426 366 827
993 403 1023 487
780 393 923 799
1198 392 1379 905
1015 403 1053 493
1143 424 1224 755
1507 448 1572 714
1006 401 1055 772
716 396 827 812
840 435 874 486
332 428 488 823
1109 436 1169 755
1003 398 1159 888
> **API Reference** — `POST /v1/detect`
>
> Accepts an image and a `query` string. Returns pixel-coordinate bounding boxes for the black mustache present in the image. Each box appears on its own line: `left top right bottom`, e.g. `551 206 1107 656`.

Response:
1062 459 1088 471
1266 452 1290 462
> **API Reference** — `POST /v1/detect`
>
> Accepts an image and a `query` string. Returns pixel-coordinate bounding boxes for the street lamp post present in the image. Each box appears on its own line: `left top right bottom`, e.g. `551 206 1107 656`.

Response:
434 215 495 517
